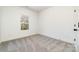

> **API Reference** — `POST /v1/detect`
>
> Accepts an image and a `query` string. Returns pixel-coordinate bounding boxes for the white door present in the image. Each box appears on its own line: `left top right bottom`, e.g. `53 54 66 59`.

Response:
73 8 79 52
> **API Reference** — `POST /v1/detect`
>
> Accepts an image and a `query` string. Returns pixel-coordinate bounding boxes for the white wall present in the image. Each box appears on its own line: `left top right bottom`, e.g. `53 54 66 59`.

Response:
39 7 74 43
0 7 38 42
0 6 76 44
0 7 2 42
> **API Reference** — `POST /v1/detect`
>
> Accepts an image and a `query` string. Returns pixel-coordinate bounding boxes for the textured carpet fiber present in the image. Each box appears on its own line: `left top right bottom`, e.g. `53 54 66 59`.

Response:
0 34 75 52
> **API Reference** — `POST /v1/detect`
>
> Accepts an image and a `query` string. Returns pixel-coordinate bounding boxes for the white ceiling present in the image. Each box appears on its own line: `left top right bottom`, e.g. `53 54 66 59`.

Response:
26 6 50 12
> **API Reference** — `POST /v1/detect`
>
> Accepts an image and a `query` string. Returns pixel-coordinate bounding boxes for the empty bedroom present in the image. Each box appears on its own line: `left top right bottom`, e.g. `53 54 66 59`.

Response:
0 6 79 52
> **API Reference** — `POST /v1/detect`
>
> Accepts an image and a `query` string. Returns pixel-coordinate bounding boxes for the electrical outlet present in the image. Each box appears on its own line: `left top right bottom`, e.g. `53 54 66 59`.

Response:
74 24 76 27
74 10 76 12
74 38 76 41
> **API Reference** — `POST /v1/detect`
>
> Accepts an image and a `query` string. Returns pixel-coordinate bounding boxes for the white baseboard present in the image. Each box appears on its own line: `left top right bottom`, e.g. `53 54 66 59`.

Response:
0 33 37 43
39 33 73 44
0 33 73 44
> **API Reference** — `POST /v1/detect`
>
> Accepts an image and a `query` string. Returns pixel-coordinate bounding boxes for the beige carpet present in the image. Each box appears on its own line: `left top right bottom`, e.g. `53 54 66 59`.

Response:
0 34 75 52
